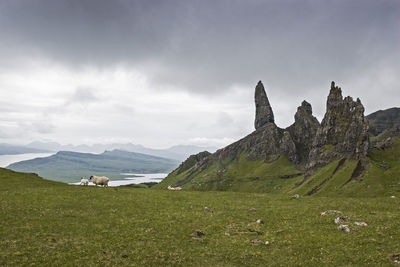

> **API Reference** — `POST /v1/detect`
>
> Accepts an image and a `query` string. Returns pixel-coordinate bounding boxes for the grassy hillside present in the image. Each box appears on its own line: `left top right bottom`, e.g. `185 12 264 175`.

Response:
1 168 400 265
7 149 179 183
158 139 400 197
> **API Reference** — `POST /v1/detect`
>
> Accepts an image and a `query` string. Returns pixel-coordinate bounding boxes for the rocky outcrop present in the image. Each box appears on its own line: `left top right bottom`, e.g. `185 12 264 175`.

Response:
211 122 297 163
307 82 369 171
288 101 320 164
175 151 211 175
254 81 274 129
163 80 374 189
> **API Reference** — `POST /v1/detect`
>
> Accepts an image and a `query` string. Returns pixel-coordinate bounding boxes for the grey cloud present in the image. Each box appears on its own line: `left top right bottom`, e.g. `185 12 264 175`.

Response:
0 0 399 97
18 120 56 135
70 87 99 104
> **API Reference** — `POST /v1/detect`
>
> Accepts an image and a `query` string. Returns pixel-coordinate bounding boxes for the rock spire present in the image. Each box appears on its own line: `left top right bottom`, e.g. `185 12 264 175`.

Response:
307 81 369 171
254 81 274 129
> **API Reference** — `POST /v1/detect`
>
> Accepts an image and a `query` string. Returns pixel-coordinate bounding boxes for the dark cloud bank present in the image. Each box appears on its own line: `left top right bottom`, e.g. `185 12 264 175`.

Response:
0 0 399 127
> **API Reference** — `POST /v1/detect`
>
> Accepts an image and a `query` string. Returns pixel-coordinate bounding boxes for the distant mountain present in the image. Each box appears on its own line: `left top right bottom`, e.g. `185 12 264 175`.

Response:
7 149 179 183
0 144 50 155
367 107 400 136
26 142 217 161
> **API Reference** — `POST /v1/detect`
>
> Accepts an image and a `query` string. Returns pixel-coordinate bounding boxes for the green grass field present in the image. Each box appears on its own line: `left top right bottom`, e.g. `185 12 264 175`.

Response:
1 168 400 266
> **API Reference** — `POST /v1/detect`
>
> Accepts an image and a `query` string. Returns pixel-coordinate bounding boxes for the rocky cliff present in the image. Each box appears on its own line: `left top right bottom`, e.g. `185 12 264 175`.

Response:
306 82 369 172
159 80 376 191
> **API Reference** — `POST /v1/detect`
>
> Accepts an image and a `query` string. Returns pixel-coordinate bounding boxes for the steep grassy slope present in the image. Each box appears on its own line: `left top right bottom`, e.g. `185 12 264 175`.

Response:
291 138 400 197
155 153 303 193
1 168 400 265
7 150 178 183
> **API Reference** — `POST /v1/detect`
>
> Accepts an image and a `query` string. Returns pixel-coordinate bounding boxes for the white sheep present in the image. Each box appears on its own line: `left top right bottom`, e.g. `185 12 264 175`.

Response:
80 177 89 186
89 175 109 187
167 185 182 191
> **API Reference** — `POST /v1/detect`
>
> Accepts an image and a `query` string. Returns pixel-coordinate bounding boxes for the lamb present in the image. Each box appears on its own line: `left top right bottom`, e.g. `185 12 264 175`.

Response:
80 177 89 186
167 185 182 191
89 175 109 187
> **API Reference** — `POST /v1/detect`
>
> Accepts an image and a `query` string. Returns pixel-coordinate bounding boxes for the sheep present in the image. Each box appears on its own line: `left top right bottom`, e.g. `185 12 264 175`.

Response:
89 175 109 187
167 185 182 191
80 177 89 186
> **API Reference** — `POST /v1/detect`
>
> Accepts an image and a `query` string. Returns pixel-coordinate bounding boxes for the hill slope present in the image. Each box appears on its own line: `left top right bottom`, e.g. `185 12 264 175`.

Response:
1 168 399 265
7 149 179 183
367 107 400 136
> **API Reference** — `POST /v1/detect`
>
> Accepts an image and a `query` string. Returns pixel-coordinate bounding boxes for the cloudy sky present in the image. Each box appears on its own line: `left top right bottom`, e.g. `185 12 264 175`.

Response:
0 0 399 149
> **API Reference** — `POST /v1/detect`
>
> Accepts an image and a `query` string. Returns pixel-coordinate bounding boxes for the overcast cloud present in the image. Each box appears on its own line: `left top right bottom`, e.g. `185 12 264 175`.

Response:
0 0 399 148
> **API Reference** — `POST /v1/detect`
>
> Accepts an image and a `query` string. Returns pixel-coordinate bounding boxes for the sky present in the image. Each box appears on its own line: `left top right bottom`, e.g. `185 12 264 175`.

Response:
0 0 399 149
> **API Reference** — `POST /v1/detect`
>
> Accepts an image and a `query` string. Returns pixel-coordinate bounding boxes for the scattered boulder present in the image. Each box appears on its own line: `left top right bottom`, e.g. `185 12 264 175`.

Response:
192 230 205 239
354 222 368 226
251 239 269 245
249 208 257 212
204 207 214 213
391 253 400 264
321 210 342 216
256 219 264 224
292 194 300 199
334 216 350 224
144 228 152 233
391 196 396 199
338 224 351 233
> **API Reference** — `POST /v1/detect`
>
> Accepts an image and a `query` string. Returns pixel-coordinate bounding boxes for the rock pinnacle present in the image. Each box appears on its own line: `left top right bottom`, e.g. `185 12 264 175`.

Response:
254 81 274 129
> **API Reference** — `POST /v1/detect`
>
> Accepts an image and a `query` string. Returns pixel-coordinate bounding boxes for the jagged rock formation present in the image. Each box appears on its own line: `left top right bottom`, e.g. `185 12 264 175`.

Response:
288 101 320 164
307 82 369 171
200 81 297 167
160 80 375 191
255 81 274 129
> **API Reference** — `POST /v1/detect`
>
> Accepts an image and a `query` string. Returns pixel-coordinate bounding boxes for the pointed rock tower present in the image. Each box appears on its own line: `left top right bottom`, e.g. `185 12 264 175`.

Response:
254 81 274 129
307 81 369 171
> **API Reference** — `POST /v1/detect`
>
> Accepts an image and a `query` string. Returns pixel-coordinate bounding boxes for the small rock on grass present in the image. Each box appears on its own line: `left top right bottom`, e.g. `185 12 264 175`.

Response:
334 216 350 224
391 196 396 199
204 207 214 213
256 219 264 224
354 222 368 226
391 254 400 264
192 230 205 239
321 210 342 216
249 208 256 212
338 224 350 233
251 240 269 245
292 194 300 199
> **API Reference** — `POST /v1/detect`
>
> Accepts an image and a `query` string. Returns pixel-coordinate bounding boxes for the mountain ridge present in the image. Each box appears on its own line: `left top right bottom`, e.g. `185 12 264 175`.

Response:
157 81 399 196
